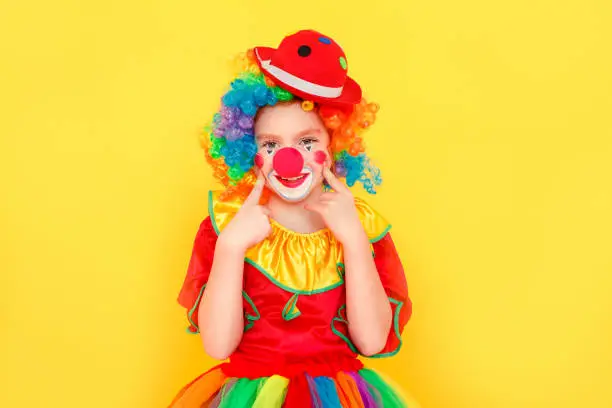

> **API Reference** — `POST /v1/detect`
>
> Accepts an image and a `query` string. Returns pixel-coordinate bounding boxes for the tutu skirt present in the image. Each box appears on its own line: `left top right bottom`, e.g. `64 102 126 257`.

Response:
169 363 418 408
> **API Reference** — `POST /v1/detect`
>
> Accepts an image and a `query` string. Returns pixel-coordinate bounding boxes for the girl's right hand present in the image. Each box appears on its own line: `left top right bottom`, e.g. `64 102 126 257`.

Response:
217 173 272 253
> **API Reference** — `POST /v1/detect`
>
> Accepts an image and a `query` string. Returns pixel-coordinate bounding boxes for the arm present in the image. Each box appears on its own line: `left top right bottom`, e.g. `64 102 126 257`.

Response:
304 166 395 356
198 175 270 360
344 230 393 356
198 238 246 360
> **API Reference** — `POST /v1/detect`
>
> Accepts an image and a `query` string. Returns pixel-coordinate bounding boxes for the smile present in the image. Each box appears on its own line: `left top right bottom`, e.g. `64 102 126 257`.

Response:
275 173 309 188
267 168 315 202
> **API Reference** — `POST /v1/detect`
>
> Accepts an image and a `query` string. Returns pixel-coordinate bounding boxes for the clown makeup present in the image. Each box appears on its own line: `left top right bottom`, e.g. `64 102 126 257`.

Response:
254 102 330 202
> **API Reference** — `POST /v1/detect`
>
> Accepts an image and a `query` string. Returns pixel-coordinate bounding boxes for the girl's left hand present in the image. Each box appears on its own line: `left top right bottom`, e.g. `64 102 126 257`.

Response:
304 167 365 245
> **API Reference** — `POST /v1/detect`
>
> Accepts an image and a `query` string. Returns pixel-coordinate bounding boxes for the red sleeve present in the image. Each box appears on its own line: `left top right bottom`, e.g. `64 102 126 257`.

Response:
176 216 261 334
177 217 217 334
369 232 412 358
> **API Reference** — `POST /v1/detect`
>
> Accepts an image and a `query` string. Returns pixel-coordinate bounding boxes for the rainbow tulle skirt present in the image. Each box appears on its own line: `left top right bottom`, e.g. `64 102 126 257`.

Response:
169 361 419 408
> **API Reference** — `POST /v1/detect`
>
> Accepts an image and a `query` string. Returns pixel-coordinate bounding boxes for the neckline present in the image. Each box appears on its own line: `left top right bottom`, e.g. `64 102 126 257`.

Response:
269 218 331 238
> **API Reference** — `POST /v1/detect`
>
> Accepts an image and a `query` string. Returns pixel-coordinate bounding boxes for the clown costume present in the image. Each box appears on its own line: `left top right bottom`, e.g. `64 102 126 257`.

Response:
169 29 420 408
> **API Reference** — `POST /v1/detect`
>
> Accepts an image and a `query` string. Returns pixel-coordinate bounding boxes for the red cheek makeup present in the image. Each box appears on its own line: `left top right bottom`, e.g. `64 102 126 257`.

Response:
314 150 327 165
254 153 264 168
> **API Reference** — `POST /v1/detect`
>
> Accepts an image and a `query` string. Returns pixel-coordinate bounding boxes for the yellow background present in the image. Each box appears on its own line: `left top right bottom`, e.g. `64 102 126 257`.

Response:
1 0 611 407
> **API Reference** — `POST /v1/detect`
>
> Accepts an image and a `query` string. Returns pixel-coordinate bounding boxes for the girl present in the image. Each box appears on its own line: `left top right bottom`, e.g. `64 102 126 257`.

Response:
170 29 417 407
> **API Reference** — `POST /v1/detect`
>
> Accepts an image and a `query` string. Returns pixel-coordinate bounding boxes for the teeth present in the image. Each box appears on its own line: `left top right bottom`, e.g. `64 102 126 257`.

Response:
282 175 304 181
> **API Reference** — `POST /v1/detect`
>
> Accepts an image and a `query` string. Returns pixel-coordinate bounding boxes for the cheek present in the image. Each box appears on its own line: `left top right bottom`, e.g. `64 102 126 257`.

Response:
255 153 274 175
314 150 327 165
254 153 264 169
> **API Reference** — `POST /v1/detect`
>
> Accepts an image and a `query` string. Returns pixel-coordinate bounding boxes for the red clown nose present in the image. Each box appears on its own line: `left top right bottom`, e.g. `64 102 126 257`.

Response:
273 147 304 178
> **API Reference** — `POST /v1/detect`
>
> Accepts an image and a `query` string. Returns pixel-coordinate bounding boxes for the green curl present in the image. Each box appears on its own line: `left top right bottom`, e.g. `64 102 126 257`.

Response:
228 166 244 181
209 134 226 159
272 86 294 101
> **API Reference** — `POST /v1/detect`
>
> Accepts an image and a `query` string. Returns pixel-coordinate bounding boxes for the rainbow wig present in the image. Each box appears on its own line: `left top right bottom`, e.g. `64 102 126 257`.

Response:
201 49 381 201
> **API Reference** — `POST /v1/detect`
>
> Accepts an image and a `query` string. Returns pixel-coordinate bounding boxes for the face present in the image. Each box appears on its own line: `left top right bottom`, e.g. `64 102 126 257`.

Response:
254 102 330 202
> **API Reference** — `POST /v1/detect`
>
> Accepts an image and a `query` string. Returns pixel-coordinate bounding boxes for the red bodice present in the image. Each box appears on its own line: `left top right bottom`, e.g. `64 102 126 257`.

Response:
178 215 411 377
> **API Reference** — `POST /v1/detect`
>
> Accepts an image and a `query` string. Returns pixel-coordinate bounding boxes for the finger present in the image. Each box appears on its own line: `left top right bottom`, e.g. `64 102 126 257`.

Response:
324 156 332 168
323 167 349 194
244 173 266 206
253 165 265 179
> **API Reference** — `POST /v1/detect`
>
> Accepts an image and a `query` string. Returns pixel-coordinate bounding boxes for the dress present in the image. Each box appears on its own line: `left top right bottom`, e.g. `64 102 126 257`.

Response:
170 190 414 407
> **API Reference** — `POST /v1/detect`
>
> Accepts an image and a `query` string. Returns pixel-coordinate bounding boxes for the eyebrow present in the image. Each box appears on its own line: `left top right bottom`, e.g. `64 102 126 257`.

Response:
256 128 322 142
295 128 322 140
255 133 281 143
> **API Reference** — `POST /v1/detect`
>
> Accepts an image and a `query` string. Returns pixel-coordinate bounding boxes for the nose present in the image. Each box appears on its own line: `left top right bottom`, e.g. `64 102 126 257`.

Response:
273 147 304 178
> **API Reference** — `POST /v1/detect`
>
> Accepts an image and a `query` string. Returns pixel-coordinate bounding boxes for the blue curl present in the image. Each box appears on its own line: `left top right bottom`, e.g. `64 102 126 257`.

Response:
335 151 382 194
222 77 277 116
219 134 258 172
212 72 284 176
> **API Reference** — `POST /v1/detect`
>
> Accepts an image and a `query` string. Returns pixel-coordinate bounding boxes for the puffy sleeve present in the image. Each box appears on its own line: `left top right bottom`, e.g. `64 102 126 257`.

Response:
369 232 412 358
177 217 217 334
177 215 261 334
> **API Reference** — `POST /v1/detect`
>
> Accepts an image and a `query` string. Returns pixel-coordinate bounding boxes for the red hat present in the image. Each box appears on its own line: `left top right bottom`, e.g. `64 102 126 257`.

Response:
254 29 362 107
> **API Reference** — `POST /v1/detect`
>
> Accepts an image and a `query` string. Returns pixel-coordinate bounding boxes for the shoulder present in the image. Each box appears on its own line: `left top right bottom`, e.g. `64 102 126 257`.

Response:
206 189 244 235
353 196 392 243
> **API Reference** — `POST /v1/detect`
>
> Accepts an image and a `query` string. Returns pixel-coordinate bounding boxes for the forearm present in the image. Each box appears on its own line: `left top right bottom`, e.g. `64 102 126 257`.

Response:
344 230 392 356
198 237 245 360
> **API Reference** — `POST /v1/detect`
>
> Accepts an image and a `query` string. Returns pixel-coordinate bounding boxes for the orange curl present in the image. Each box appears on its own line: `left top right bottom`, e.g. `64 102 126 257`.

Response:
264 75 276 88
318 97 378 158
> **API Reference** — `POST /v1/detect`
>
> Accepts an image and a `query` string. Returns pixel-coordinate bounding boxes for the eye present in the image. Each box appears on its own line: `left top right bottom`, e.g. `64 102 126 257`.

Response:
261 141 278 155
299 138 318 152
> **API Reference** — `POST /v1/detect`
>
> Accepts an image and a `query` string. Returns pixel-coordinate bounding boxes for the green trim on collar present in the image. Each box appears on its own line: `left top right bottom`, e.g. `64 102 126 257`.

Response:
244 258 345 295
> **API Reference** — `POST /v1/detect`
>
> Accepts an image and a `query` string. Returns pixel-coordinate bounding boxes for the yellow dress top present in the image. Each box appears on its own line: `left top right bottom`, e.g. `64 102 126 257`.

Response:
208 190 391 294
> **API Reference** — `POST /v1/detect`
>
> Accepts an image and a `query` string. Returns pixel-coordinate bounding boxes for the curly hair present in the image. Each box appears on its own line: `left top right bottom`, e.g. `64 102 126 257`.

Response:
200 49 381 201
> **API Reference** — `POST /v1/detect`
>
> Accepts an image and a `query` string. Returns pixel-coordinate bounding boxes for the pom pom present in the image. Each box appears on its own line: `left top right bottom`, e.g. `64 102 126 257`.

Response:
301 100 314 111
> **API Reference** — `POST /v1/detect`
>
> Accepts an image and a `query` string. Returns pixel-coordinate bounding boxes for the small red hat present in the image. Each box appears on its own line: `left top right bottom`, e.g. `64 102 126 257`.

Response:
254 29 362 107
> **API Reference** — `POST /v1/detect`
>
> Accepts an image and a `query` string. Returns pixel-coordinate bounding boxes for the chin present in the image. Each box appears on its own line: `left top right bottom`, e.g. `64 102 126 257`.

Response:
267 168 316 202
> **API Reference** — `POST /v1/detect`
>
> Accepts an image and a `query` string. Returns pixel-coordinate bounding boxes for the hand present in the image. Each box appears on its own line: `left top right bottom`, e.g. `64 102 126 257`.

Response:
218 173 272 253
304 166 365 245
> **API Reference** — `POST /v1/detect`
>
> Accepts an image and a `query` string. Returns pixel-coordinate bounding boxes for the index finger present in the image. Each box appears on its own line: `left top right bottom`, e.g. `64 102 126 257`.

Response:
323 166 349 194
243 172 266 206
